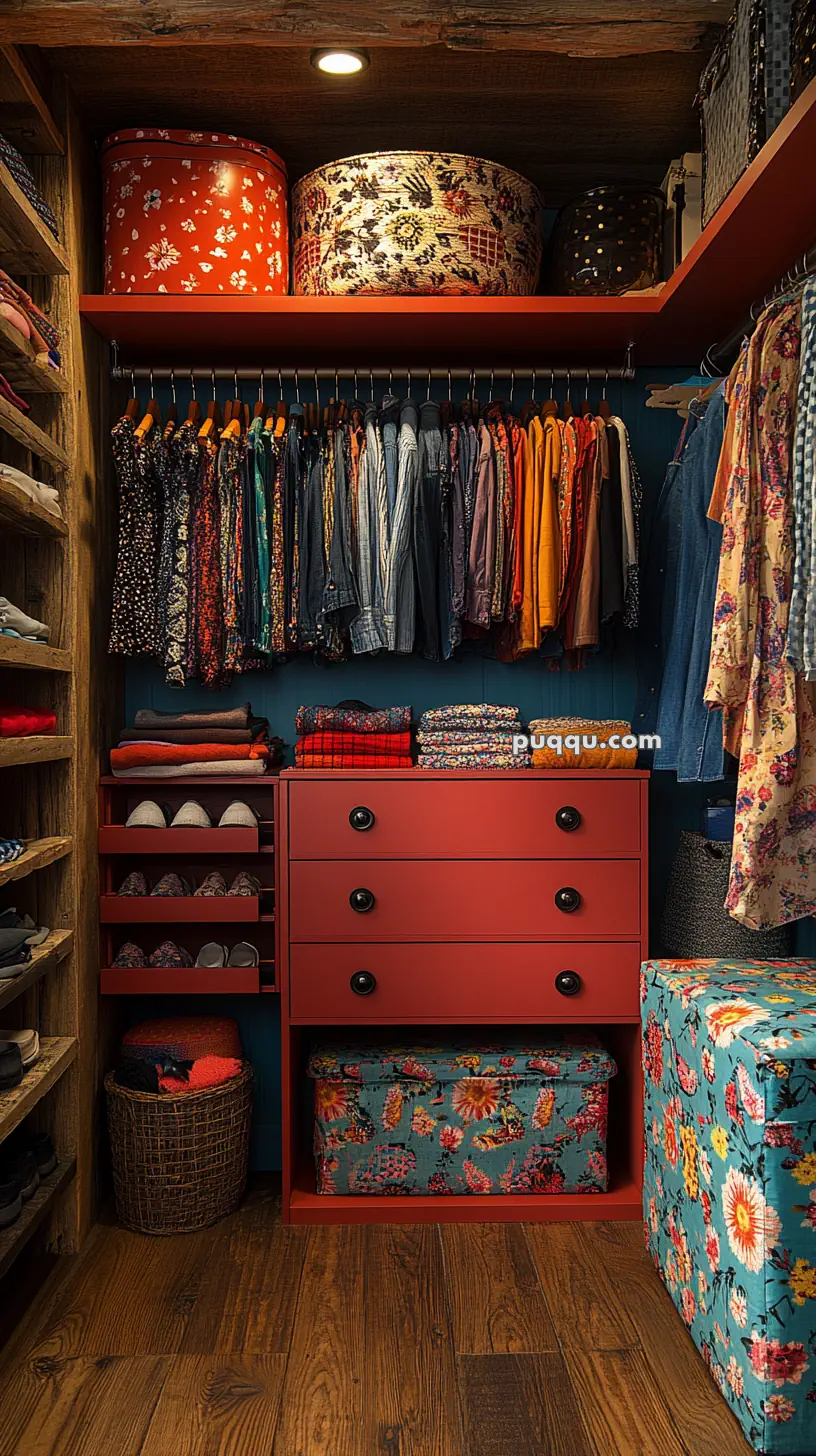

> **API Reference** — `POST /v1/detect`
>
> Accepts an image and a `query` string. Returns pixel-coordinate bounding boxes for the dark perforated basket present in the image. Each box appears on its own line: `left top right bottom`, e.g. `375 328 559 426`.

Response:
105 1063 253 1234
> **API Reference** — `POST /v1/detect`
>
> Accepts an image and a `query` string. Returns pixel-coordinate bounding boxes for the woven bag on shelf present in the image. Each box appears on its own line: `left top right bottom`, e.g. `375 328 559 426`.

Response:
291 151 542 296
660 831 792 959
698 0 793 227
105 1063 253 1234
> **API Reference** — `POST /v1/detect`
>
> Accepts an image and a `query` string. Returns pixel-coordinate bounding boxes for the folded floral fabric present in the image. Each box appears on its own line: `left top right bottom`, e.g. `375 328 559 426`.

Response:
296 731 411 761
0 269 60 355
419 753 529 770
296 704 412 736
112 758 269 779
0 140 60 241
134 703 252 730
296 754 413 769
0 706 56 737
110 742 268 771
417 732 520 750
419 705 520 731
528 718 637 770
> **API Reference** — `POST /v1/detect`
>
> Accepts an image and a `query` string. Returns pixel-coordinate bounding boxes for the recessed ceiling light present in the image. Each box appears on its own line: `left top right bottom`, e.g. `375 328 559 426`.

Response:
311 48 369 75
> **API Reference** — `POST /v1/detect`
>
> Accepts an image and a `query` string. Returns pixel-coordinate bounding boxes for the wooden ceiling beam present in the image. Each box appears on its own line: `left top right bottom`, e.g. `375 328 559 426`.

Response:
0 3 729 57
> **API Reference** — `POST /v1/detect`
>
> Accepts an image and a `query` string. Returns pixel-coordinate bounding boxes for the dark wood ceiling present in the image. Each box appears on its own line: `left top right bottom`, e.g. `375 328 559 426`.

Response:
48 43 709 204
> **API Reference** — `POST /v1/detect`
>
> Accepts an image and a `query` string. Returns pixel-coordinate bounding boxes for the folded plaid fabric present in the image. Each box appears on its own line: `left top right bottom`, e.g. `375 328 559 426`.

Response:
0 138 60 240
296 704 412 736
419 705 520 731
296 754 413 769
296 731 411 759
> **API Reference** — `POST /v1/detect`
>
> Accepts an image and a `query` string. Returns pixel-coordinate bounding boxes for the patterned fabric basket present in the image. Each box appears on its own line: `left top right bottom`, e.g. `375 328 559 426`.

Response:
308 1035 615 1196
105 1063 253 1234
291 151 542 296
698 0 793 227
101 128 288 295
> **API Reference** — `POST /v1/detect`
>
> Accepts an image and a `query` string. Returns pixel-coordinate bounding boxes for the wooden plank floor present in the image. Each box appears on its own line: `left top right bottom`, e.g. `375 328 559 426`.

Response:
0 1183 753 1456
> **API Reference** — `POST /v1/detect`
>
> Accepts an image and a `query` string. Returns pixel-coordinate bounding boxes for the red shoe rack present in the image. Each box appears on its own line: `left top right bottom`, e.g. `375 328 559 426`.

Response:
98 775 279 995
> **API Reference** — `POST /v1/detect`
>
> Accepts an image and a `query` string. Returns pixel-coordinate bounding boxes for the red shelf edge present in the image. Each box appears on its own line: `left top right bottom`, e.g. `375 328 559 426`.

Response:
100 966 260 994
99 826 260 854
99 895 262 923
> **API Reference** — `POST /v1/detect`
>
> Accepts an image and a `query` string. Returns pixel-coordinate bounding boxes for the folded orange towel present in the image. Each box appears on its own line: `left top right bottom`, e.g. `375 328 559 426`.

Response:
110 742 268 770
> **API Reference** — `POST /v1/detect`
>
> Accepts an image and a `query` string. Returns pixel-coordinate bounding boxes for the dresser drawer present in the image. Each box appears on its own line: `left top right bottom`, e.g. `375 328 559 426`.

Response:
286 778 642 859
289 941 641 1021
288 860 640 941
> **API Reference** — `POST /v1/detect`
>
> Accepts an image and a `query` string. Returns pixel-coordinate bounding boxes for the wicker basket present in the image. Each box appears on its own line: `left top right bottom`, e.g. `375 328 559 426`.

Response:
291 150 542 296
105 1064 253 1235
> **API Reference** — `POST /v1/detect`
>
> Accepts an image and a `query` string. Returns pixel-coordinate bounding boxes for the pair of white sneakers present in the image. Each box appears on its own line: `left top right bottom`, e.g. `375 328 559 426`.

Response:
125 799 257 829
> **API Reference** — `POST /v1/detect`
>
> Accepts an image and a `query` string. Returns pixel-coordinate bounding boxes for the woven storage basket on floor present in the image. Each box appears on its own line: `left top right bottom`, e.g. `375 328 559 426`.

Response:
105 1064 253 1234
291 151 542 296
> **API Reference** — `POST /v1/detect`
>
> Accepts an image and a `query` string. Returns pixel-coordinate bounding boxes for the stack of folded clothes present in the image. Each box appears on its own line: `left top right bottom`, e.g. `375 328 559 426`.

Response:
0 464 62 521
0 907 50 981
109 702 283 779
417 704 529 770
0 704 56 737
0 141 61 242
295 702 413 768
0 267 62 369
528 717 637 769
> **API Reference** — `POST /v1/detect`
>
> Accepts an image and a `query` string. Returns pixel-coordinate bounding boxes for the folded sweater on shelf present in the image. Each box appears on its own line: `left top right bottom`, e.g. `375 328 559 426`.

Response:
296 754 413 769
419 752 529 770
118 726 260 745
0 706 56 737
296 731 412 760
134 703 253 730
419 705 522 732
110 742 268 771
111 759 269 779
528 717 637 769
296 704 412 736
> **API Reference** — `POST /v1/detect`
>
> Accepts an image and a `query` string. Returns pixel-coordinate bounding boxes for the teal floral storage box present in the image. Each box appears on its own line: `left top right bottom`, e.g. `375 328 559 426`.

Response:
642 959 816 1455
308 1035 616 1196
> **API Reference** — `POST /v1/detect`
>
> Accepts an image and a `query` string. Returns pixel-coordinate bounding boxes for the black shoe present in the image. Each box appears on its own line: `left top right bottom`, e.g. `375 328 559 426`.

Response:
0 1169 21 1228
2 1149 39 1201
0 1039 23 1090
29 1132 57 1178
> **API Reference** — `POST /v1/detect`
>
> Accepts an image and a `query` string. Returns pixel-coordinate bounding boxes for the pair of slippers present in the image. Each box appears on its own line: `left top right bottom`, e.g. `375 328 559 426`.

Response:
195 941 259 968
125 800 258 829
117 870 262 898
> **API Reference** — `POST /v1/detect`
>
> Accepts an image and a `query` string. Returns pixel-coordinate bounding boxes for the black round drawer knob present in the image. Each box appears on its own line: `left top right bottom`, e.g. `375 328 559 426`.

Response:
349 805 375 832
349 887 376 913
555 970 582 997
555 805 582 832
554 886 582 914
350 970 377 996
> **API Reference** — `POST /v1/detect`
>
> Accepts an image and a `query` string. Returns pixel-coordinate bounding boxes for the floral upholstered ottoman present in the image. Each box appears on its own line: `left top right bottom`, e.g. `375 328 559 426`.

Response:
308 1035 616 1196
642 959 816 1454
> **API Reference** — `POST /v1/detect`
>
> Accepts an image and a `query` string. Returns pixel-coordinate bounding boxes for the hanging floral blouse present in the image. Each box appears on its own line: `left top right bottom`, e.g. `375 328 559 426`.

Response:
706 295 816 929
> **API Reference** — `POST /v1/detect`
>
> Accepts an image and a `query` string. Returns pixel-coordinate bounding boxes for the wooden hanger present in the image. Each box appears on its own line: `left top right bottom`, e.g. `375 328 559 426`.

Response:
543 370 560 420
274 398 288 438
134 396 160 441
598 374 612 422
254 398 267 420
125 395 140 420
186 375 201 426
198 397 221 440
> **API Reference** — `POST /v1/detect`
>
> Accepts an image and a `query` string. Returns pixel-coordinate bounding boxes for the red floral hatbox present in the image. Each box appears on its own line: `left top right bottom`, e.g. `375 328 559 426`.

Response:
101 128 288 295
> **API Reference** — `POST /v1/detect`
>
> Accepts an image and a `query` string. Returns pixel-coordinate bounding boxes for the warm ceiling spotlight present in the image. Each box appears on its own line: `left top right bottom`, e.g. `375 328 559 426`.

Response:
311 48 369 76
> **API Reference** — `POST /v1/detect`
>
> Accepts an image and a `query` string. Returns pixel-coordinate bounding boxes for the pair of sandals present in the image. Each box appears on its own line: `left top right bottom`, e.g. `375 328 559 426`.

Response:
117 870 262 898
112 940 258 969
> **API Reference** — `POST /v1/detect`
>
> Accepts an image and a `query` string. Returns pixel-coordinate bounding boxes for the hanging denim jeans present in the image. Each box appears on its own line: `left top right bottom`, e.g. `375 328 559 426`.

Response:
654 386 726 781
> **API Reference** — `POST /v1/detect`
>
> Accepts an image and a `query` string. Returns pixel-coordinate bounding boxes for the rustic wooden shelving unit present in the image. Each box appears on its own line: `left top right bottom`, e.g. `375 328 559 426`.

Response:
0 48 114 1269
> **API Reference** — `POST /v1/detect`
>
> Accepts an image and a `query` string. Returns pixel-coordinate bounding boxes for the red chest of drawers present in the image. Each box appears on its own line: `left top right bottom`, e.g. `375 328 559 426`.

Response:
277 768 649 1225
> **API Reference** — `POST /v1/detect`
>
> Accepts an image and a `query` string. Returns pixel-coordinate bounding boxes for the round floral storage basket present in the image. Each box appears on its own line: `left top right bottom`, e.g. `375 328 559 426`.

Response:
101 129 288 295
291 151 542 296
105 1064 253 1234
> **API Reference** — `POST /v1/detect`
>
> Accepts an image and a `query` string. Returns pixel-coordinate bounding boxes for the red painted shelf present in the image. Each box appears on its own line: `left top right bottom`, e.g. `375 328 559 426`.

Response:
101 965 260 994
79 80 816 368
100 895 261 923
79 293 657 365
99 826 259 854
289 1159 641 1225
99 774 278 786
